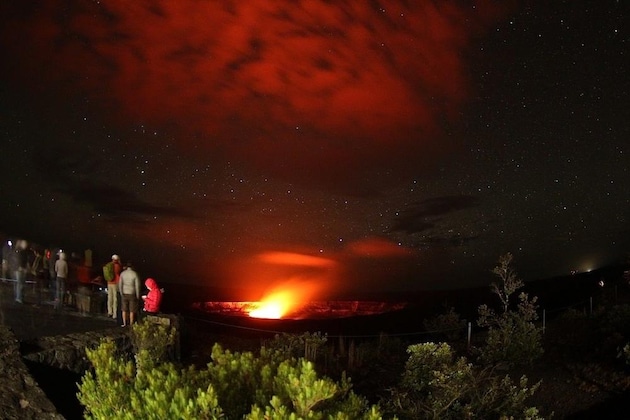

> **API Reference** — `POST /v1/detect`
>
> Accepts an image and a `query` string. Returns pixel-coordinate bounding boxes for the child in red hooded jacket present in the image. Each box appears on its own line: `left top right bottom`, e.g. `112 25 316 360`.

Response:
142 278 163 314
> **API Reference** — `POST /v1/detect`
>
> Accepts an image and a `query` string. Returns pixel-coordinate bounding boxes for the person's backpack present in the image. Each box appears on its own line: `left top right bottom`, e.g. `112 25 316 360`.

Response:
103 261 115 282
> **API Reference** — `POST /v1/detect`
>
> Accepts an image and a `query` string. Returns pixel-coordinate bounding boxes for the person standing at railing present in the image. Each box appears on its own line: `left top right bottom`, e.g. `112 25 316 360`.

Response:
30 247 44 305
13 240 28 304
7 241 19 281
118 261 140 327
54 252 68 310
1 240 12 280
47 249 56 300
104 254 123 319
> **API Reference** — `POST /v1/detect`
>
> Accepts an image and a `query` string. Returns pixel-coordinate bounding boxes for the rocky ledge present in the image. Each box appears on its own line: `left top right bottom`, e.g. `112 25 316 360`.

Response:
0 325 131 419
0 325 64 419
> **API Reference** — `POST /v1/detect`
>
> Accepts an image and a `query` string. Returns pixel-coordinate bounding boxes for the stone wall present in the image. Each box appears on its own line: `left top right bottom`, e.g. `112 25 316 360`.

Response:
1 313 181 418
0 325 64 419
1 325 130 419
22 327 131 373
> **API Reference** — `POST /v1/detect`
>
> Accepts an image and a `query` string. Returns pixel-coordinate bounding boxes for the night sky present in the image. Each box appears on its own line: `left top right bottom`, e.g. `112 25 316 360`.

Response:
0 1 627 299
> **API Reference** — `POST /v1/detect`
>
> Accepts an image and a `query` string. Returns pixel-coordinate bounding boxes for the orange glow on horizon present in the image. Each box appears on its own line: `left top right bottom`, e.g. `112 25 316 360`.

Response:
248 290 299 319
247 279 322 319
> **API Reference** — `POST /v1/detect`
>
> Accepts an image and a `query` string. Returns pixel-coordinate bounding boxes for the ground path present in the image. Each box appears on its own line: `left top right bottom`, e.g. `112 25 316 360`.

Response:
0 281 117 341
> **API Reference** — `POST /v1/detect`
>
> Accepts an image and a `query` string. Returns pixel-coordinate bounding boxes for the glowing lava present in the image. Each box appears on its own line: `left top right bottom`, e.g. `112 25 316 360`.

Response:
248 291 298 319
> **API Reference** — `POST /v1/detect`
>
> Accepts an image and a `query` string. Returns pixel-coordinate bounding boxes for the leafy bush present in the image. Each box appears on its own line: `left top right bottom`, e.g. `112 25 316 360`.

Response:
477 254 543 366
78 339 388 419
423 307 467 342
130 319 178 364
478 292 543 366
262 331 328 362
598 304 630 337
77 340 223 419
556 307 588 321
489 252 524 314
383 342 543 419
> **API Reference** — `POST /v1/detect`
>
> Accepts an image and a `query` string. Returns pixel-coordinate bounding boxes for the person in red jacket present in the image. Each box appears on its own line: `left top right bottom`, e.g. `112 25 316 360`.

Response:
142 277 162 314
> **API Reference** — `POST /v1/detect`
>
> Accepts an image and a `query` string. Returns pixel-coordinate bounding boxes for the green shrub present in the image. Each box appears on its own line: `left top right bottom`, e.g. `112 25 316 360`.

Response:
130 319 178 364
556 307 588 321
383 342 543 419
262 331 328 362
489 252 524 314
598 304 630 337
478 292 544 366
477 254 543 366
77 340 223 419
423 307 467 342
78 339 388 419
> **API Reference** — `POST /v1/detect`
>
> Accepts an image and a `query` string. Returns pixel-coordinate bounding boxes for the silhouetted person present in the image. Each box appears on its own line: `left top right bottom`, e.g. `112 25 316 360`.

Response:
54 252 68 310
13 240 28 304
29 247 43 305
47 248 60 301
1 239 12 280
104 254 122 319
118 262 140 327
7 241 19 280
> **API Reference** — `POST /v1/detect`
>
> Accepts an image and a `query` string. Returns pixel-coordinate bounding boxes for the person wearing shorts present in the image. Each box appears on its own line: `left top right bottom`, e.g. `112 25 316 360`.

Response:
118 262 140 327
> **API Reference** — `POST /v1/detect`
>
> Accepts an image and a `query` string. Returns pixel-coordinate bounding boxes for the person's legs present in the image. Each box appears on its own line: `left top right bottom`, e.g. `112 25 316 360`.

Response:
48 270 57 303
36 276 43 305
14 269 24 303
107 283 118 318
112 286 118 318
13 271 18 300
55 278 61 309
129 297 139 325
50 276 57 301
60 278 66 307
55 277 66 309
121 294 129 326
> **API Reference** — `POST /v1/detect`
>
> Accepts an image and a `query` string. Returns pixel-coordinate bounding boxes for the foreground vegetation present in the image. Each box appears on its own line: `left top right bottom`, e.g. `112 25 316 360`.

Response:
77 254 630 419
77 324 543 419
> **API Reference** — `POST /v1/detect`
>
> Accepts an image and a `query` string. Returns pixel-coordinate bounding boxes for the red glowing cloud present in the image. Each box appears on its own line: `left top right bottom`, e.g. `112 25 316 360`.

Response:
213 250 339 300
257 251 338 268
346 237 413 258
1 1 510 181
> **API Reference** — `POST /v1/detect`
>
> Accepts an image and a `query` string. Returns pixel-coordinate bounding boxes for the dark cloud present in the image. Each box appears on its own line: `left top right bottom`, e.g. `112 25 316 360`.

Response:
27 140 188 222
392 195 480 234
418 233 480 248
62 184 192 222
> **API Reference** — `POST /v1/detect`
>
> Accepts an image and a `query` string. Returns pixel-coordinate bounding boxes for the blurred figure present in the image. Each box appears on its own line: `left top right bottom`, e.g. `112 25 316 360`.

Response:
29 246 42 279
104 254 122 319
66 251 82 302
142 277 163 315
29 247 44 305
13 240 28 304
47 248 59 301
54 252 68 310
84 248 93 267
7 241 19 280
118 261 140 327
1 240 12 280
